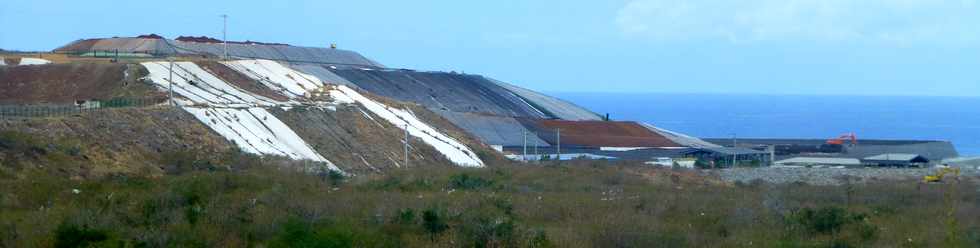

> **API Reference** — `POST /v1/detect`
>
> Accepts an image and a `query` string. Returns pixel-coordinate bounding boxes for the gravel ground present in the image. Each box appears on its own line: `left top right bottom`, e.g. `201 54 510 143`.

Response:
709 167 980 186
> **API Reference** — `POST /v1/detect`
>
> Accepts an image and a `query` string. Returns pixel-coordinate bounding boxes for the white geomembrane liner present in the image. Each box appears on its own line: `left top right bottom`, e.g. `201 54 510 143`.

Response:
329 85 485 167
221 59 325 99
142 61 282 107
140 61 338 171
184 107 338 171
17 58 52 65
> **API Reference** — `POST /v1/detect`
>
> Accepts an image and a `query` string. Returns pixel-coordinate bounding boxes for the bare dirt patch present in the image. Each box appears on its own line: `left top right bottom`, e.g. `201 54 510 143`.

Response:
0 62 163 104
0 107 232 178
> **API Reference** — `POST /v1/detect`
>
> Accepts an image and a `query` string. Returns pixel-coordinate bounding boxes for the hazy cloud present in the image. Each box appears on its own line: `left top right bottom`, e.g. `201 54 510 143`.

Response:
616 0 980 44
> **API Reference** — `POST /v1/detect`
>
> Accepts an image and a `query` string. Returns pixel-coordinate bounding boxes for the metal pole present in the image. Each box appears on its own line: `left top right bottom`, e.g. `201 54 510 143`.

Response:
522 130 528 162
404 123 409 167
556 128 561 161
168 58 175 106
533 133 538 163
732 133 737 168
769 145 775 167
222 14 228 60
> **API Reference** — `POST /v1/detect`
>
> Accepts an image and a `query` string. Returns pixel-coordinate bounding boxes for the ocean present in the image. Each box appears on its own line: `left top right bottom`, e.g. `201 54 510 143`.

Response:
550 93 980 156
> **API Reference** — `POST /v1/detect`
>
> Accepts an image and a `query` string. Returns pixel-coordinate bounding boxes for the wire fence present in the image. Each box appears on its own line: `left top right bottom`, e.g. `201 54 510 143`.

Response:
0 98 167 119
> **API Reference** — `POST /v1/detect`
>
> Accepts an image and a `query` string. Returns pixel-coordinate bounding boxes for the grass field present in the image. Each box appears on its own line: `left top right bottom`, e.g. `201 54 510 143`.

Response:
1 131 979 247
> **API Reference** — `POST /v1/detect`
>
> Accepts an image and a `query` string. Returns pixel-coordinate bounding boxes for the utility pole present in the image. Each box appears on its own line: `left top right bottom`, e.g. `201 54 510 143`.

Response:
533 134 538 163
404 123 409 167
168 57 175 106
769 145 775 166
731 133 737 168
556 128 561 161
522 130 528 162
221 14 228 60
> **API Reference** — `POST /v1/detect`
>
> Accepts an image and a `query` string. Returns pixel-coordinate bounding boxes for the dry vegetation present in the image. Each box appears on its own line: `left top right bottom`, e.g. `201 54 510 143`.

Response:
2 128 979 248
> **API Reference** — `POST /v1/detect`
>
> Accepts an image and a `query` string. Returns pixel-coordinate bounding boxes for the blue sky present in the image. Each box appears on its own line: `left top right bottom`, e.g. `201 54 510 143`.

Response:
1 0 978 96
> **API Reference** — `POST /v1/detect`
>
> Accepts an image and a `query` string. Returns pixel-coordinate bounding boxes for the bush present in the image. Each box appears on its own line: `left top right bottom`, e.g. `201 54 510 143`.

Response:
393 208 416 225
448 173 493 190
786 206 877 246
789 206 852 234
271 219 398 248
422 209 448 241
457 216 518 248
160 150 215 175
53 223 110 248
327 170 345 186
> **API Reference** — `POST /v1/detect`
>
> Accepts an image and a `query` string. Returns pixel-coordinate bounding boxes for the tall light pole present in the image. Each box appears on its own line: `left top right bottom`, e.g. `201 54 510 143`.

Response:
731 133 737 168
522 130 528 162
221 14 228 60
404 123 409 167
556 128 561 162
168 57 175 106
533 133 538 163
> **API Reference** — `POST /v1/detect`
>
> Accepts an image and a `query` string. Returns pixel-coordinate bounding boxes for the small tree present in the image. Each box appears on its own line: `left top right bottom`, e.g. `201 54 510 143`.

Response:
327 170 346 187
422 209 448 241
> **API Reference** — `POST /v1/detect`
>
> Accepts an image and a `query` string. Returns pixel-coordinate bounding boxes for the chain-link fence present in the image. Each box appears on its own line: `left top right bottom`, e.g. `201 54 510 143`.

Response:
0 97 167 119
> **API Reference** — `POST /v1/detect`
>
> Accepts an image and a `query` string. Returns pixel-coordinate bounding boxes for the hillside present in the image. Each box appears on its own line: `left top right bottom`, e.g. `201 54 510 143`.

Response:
0 35 719 174
3 34 980 248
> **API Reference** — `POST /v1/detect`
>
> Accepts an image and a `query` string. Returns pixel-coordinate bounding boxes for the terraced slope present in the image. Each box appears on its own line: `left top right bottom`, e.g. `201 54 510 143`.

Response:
314 67 607 147
328 68 549 118
138 59 485 172
48 36 709 152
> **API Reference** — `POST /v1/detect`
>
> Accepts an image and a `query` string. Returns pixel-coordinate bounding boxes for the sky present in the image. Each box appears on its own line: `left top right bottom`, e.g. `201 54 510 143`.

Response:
1 0 978 96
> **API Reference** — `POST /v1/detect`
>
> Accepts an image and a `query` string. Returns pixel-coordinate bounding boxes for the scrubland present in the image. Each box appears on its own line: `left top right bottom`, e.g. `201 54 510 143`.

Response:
1 130 979 247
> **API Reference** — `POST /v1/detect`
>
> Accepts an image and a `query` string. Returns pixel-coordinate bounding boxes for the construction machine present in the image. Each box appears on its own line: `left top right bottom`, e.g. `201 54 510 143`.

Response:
826 133 858 146
923 166 960 183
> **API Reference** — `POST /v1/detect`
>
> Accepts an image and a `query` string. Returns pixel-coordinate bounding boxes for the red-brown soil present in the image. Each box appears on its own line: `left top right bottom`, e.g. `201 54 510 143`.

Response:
531 120 681 147
53 39 100 52
0 62 164 104
176 36 290 46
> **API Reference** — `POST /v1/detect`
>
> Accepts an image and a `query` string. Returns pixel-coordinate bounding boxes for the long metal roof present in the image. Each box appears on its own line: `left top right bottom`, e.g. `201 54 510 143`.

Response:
863 153 925 161
775 157 862 165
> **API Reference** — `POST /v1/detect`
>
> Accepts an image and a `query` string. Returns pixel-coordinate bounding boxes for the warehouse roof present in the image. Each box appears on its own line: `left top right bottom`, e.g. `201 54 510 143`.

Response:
775 157 862 166
863 153 928 162
524 120 682 148
690 147 768 156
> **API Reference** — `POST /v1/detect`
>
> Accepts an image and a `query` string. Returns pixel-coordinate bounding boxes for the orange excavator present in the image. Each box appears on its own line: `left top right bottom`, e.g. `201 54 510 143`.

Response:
826 133 858 146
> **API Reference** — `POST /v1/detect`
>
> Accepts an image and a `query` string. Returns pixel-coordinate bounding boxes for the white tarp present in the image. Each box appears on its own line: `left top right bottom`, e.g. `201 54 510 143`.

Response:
17 58 52 65
330 85 485 167
142 61 282 107
141 59 484 169
141 61 338 171
183 106 335 167
221 59 325 99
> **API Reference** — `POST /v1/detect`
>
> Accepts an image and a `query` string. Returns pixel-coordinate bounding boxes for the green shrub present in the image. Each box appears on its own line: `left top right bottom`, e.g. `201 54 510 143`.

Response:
327 170 345 187
422 209 448 241
53 223 110 248
789 206 848 234
448 173 493 190
787 206 877 246
272 219 397 248
528 229 553 248
393 208 416 225
160 150 214 175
